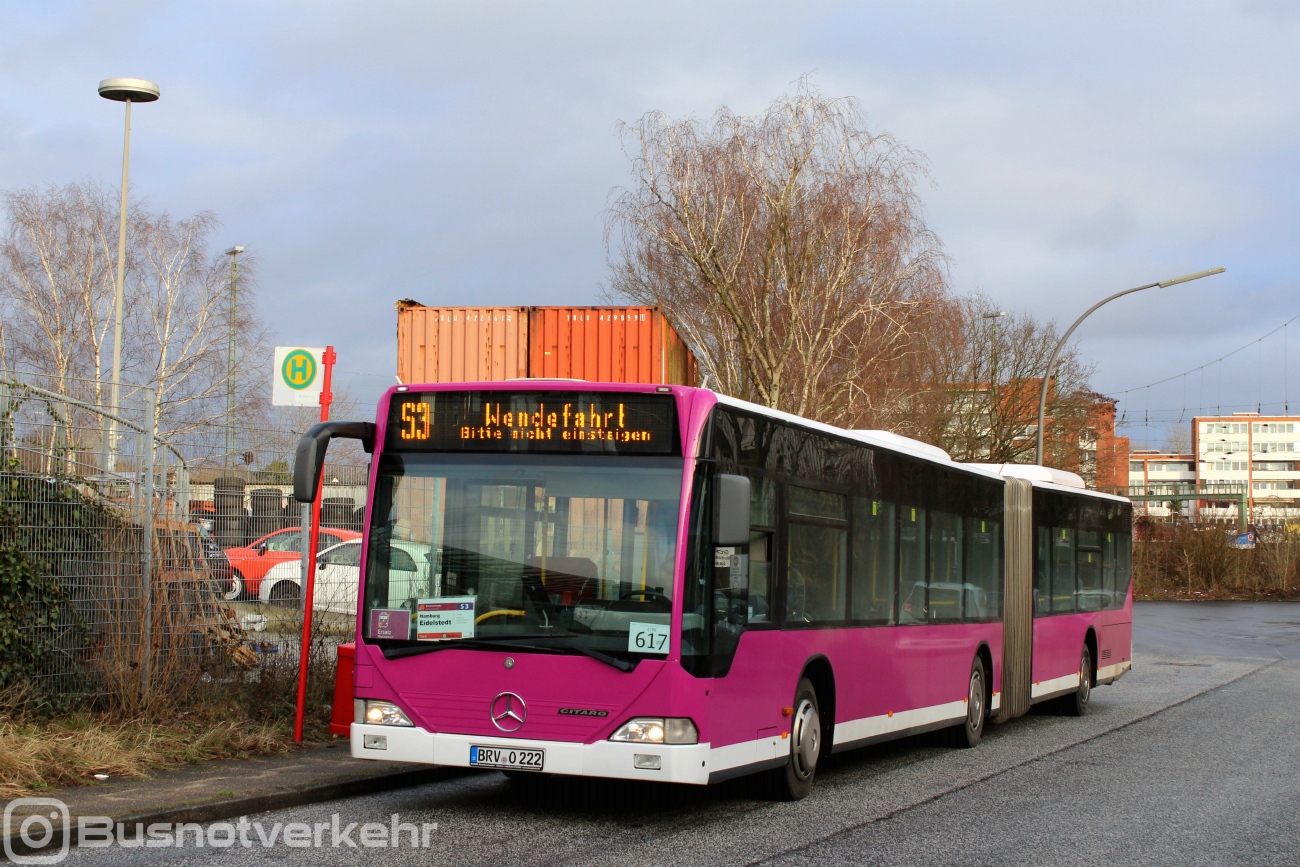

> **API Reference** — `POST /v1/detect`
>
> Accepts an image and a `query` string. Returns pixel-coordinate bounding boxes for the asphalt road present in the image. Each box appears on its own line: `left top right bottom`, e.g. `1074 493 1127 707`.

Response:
67 602 1299 866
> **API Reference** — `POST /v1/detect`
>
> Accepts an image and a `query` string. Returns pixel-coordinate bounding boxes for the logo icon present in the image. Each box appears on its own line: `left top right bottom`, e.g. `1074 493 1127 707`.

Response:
4 798 70 864
280 349 317 390
490 692 527 732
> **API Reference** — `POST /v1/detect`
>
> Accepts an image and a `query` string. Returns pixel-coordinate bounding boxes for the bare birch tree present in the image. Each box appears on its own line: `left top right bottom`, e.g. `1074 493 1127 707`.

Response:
0 182 124 404
128 211 268 437
607 78 948 428
0 182 269 452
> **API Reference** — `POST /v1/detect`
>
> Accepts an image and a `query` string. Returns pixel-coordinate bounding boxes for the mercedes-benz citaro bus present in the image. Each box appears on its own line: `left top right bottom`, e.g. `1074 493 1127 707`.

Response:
292 383 1132 800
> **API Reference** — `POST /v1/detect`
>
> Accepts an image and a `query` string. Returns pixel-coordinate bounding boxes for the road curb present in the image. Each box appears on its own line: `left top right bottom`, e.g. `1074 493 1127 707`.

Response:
4 765 460 859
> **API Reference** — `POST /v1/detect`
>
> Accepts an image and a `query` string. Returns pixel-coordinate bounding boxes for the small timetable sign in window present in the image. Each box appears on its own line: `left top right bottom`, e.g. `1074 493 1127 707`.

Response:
385 391 680 455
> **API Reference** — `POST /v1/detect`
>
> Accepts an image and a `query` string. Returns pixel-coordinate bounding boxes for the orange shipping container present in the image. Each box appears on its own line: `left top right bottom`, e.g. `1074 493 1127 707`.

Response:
396 306 528 384
396 304 699 386
528 306 698 385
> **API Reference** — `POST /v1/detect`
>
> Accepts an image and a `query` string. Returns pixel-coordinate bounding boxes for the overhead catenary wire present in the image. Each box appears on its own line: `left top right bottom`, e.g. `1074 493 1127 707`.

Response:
1111 309 1300 396
1120 397 1300 417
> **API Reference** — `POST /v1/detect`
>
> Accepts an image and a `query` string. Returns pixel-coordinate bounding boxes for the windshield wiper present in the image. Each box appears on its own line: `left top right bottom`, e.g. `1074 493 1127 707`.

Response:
381 634 636 671
528 637 635 672
381 637 563 660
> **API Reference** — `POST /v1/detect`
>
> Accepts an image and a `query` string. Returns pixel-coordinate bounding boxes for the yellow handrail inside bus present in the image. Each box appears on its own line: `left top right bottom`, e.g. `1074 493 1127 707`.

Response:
475 609 526 624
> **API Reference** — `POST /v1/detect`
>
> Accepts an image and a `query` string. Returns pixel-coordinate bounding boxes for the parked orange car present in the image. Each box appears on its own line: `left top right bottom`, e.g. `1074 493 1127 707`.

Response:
222 527 362 600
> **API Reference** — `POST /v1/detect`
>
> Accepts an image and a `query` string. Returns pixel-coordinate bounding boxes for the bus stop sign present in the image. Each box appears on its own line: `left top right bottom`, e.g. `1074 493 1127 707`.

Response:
273 346 326 406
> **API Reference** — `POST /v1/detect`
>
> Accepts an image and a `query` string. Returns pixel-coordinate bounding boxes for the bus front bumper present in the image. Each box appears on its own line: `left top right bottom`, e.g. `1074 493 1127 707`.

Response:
350 723 713 785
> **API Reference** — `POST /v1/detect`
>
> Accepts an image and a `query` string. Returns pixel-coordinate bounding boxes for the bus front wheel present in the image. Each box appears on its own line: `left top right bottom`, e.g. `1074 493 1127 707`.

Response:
770 677 821 801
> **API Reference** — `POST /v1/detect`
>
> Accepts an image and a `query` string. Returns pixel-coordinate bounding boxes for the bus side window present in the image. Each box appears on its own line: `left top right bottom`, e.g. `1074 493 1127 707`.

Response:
1102 531 1117 608
785 486 848 625
851 498 895 624
1034 526 1050 616
1052 527 1076 613
1076 529 1102 612
898 505 926 623
1117 531 1132 606
964 517 999 622
927 511 963 622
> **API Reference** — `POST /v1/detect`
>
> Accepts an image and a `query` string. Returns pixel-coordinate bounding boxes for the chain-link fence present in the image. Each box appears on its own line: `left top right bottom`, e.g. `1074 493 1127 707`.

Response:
0 370 367 707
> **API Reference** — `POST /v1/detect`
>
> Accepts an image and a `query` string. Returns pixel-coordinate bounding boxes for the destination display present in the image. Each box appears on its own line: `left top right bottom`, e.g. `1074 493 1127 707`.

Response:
415 596 476 641
384 390 679 455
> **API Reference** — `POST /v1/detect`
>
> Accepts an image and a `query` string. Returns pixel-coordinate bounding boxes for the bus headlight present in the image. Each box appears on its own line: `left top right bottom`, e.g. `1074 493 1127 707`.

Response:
610 717 698 745
362 701 414 727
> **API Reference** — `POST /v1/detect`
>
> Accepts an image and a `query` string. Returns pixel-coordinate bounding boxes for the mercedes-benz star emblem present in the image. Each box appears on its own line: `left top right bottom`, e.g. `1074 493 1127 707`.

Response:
490 692 527 732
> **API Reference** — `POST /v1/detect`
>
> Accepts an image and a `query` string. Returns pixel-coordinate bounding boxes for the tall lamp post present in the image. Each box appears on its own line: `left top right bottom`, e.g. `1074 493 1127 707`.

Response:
98 78 160 472
225 246 244 467
1035 267 1225 466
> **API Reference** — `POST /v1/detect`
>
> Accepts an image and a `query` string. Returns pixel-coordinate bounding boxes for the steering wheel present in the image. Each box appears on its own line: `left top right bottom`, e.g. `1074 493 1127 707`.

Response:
475 608 527 624
619 588 669 602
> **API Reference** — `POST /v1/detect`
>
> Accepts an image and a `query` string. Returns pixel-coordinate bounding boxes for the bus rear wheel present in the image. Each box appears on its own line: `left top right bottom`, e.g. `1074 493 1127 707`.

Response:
954 655 987 748
1058 645 1092 717
769 677 821 801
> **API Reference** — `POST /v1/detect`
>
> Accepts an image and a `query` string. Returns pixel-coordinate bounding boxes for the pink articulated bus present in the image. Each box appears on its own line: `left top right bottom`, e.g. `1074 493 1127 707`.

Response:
294 383 1132 800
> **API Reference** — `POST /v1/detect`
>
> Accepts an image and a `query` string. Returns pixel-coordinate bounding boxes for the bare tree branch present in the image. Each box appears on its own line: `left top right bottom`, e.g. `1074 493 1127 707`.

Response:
606 77 948 430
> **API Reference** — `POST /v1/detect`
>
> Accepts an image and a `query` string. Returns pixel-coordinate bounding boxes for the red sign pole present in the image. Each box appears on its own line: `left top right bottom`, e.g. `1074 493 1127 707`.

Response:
294 346 335 743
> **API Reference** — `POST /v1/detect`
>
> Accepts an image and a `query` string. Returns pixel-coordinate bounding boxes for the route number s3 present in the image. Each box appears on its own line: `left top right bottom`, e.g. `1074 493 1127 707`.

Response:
628 621 670 654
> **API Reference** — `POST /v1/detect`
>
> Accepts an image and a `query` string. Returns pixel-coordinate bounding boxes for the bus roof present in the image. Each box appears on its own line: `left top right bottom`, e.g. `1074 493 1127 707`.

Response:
963 462 1132 504
712 391 1129 503
712 391 1004 481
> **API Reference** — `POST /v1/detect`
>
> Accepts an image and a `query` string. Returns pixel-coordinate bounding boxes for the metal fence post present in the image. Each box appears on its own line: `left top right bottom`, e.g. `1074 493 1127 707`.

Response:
0 379 9 451
139 387 157 697
300 501 311 618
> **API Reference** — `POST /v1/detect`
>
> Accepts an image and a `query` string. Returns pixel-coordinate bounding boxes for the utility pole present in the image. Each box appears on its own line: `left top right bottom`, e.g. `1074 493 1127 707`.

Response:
225 246 244 467
982 311 1005 460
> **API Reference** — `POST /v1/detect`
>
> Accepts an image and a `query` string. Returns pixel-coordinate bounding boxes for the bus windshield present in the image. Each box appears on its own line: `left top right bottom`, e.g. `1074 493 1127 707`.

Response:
362 453 683 661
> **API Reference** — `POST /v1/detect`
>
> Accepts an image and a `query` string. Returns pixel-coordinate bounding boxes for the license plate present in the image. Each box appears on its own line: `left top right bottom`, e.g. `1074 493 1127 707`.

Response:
469 744 545 771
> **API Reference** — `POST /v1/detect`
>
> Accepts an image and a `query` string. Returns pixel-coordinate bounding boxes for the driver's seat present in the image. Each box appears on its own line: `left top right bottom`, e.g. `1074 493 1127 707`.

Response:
527 556 598 605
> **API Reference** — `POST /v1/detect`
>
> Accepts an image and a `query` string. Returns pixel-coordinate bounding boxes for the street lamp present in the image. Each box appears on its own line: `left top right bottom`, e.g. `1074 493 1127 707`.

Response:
98 77 159 471
1035 267 1225 466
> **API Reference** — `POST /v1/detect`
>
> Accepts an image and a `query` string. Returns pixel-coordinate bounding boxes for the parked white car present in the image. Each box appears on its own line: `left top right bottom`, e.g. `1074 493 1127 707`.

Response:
258 539 430 614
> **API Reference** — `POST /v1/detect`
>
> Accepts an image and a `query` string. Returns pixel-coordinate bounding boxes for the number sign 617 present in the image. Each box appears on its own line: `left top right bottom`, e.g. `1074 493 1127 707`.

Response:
628 621 670 654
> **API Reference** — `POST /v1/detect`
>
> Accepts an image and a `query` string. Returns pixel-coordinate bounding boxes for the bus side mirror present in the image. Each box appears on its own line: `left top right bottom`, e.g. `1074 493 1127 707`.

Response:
293 421 376 503
714 474 751 547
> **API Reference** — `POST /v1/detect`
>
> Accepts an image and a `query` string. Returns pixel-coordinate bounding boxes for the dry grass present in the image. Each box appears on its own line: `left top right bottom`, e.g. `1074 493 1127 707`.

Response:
0 686 296 800
0 682 297 798
0 604 348 798
1134 522 1300 600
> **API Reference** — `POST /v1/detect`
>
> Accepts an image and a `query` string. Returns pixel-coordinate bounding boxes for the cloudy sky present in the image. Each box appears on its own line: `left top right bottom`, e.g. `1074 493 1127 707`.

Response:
3 1 1297 448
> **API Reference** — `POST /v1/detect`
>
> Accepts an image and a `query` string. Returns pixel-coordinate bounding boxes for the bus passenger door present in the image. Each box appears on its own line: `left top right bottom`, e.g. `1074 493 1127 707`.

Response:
704 476 785 767
705 534 785 768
